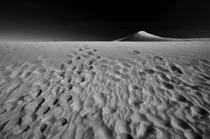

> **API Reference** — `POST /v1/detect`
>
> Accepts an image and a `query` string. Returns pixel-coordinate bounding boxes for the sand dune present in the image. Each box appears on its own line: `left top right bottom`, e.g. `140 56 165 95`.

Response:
115 31 181 41
0 42 210 139
116 31 210 41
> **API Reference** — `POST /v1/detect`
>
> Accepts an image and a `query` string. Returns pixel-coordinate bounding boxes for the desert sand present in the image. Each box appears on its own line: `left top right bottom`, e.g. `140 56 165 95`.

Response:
0 41 210 139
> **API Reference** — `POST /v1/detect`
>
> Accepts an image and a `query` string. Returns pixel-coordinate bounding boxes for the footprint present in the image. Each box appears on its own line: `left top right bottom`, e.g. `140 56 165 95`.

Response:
169 64 183 74
53 98 59 106
138 71 146 77
56 118 67 126
113 70 121 75
163 120 171 128
94 55 101 60
162 81 174 90
73 56 81 61
77 48 83 52
85 65 94 71
52 84 65 96
71 65 77 71
131 84 142 91
17 95 25 102
31 88 42 99
153 56 164 61
34 98 45 112
74 69 82 75
66 59 73 65
157 73 169 82
80 76 86 83
89 48 97 52
85 60 93 65
86 51 94 56
66 84 73 91
174 94 188 103
61 63 68 71
81 54 89 59
144 68 156 74
131 50 141 55
66 94 72 102
40 123 48 133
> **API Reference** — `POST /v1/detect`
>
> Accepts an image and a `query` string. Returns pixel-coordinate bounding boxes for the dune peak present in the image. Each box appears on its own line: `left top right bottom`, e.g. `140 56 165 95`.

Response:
137 31 162 38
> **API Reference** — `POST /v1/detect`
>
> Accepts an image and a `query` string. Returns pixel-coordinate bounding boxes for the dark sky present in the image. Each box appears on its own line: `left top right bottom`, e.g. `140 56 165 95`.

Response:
0 0 210 41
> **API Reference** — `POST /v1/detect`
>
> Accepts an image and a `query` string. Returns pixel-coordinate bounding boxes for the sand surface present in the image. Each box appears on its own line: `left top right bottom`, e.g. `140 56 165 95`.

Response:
0 42 210 139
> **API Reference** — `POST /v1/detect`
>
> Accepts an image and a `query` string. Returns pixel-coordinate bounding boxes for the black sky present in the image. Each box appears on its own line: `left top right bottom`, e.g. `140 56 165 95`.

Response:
0 0 210 41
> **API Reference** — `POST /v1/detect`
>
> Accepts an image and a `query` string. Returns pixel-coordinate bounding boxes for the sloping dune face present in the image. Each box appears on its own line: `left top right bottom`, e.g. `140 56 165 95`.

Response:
0 42 210 139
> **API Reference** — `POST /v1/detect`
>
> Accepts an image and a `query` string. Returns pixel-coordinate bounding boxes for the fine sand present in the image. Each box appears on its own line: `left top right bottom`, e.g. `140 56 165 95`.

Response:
0 42 210 139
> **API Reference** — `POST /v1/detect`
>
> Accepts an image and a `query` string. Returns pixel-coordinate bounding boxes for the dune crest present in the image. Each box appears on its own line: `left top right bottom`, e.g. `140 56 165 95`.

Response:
137 31 162 38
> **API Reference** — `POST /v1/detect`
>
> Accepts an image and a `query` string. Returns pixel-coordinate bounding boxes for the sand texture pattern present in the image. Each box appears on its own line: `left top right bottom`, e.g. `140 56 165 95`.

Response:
0 42 210 139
